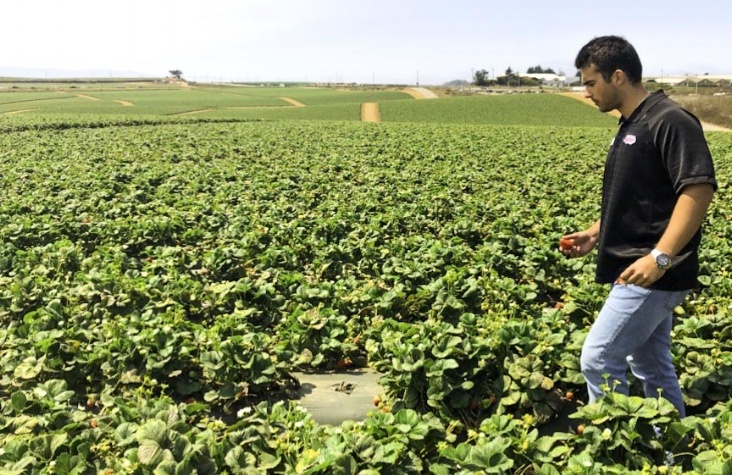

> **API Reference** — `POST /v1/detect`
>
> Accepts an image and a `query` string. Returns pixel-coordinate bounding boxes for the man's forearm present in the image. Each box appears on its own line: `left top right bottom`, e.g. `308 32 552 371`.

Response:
656 183 715 257
586 219 601 239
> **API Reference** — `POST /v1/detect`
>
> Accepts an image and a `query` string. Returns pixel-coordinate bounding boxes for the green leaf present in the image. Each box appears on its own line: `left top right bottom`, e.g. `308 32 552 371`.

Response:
395 409 421 426
537 463 562 475
429 464 451 475
152 460 177 474
351 434 376 460
204 390 219 402
53 453 89 475
693 451 724 473
13 357 43 380
258 452 281 470
440 443 471 463
55 390 76 402
136 420 168 445
395 424 412 434
609 393 645 416
297 348 314 365
534 436 556 453
224 446 248 469
376 441 403 465
441 358 459 371
138 440 164 466
524 291 538 301
112 423 137 445
469 440 514 471
528 372 546 389
549 445 570 458
51 433 68 456
10 391 27 412
500 391 521 406
14 415 40 435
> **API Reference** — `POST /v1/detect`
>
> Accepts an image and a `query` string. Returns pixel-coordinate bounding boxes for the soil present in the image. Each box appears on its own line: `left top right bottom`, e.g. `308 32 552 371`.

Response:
403 87 439 99
697 121 732 132
292 369 384 425
280 97 305 107
4 109 36 115
174 109 214 116
361 102 380 122
76 94 100 101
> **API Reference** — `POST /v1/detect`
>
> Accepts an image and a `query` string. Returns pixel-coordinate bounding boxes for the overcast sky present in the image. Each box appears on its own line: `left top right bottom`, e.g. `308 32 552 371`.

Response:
2 0 729 84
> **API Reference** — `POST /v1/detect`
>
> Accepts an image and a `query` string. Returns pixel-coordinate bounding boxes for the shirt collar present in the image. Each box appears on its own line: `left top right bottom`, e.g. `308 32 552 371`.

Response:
618 89 665 125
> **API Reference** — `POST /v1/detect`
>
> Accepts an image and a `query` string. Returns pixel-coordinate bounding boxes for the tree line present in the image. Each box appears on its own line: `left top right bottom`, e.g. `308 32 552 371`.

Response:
473 65 571 87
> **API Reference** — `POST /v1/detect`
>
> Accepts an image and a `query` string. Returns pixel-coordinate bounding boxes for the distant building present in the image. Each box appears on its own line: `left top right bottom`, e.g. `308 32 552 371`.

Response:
518 73 576 87
644 75 732 87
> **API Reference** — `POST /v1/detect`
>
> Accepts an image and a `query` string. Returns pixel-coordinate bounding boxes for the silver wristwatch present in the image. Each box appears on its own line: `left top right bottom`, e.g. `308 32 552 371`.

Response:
651 249 672 270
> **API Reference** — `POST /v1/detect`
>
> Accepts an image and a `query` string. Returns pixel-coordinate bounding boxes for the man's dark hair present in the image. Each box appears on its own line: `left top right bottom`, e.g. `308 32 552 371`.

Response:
575 35 643 84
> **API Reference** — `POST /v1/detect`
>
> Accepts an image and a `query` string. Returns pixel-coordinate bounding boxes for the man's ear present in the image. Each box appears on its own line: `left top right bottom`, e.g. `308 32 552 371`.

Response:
611 69 626 86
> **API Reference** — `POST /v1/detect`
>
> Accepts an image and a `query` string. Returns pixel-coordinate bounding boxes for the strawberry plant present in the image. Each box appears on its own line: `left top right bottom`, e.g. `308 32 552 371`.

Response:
0 112 730 473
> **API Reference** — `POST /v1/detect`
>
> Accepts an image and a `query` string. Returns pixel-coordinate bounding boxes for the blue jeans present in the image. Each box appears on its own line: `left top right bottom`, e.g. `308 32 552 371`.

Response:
580 283 689 416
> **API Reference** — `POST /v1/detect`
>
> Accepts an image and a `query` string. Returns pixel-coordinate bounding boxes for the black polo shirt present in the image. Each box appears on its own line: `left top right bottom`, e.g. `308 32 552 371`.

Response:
596 90 717 290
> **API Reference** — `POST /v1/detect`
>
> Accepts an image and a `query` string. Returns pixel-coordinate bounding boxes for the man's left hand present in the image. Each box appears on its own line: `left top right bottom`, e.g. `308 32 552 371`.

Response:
616 255 666 287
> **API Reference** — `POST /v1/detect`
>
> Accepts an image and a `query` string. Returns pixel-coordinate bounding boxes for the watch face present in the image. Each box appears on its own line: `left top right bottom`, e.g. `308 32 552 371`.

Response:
656 254 671 269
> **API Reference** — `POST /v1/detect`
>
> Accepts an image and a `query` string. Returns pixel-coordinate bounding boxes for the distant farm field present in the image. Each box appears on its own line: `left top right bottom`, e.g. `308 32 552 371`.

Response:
379 94 619 126
0 86 414 118
1 83 732 473
1 85 616 127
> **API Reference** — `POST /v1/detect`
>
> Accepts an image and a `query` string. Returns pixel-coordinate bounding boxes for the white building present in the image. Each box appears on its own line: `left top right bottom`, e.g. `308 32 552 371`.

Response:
518 73 576 87
644 75 732 87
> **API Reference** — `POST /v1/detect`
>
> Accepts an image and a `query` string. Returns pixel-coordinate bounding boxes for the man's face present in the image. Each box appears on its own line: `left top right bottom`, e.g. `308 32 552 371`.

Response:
581 65 621 113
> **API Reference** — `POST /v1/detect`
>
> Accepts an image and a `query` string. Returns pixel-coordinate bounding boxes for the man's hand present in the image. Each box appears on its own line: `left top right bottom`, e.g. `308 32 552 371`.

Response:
559 231 598 258
616 254 666 287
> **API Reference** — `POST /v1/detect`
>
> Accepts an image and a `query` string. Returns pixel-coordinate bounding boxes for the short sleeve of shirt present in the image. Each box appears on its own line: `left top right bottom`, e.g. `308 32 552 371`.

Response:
653 107 717 194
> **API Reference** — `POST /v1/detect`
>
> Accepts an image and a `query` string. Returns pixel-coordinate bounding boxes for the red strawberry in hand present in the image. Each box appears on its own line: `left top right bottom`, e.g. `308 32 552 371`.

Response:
559 238 574 251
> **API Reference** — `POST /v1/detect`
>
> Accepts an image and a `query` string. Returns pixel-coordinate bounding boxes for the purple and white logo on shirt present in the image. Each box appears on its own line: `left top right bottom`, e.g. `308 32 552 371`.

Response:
623 134 637 145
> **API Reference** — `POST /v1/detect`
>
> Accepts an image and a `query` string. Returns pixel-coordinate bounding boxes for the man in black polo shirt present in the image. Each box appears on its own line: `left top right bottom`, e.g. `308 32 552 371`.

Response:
560 36 716 417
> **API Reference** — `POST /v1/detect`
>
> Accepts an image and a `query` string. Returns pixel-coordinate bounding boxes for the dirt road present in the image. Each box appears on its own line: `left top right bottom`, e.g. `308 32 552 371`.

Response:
4 109 36 115
361 102 380 122
403 87 439 99
280 97 305 107
76 94 100 101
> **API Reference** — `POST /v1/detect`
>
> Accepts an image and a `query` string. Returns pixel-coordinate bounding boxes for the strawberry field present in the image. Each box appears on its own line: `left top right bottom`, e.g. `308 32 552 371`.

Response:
1 115 732 474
